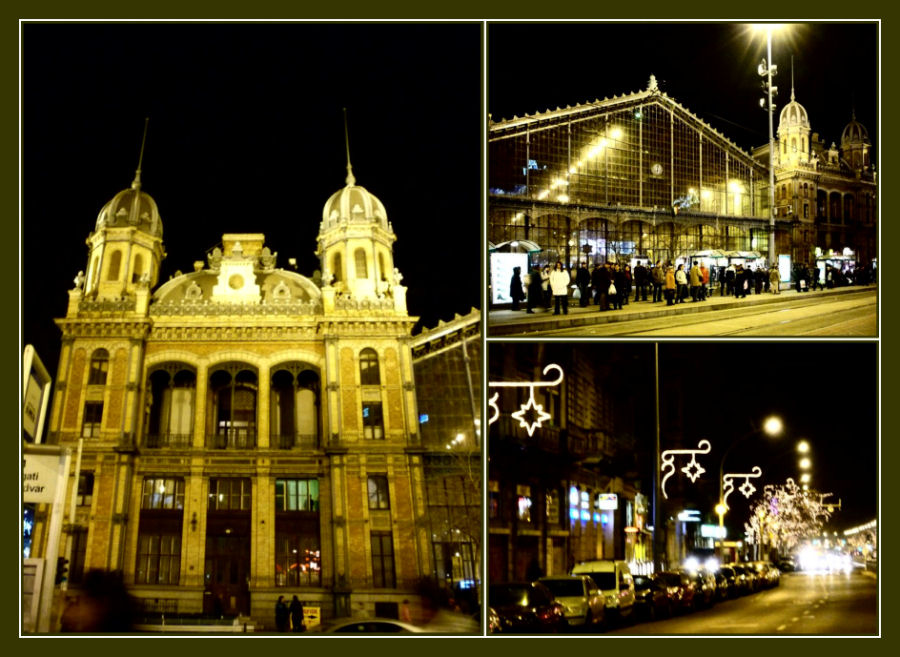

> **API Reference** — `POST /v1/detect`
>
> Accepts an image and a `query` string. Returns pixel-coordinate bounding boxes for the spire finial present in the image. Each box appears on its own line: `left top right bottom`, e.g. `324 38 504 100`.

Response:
343 108 356 186
132 117 149 189
790 57 795 102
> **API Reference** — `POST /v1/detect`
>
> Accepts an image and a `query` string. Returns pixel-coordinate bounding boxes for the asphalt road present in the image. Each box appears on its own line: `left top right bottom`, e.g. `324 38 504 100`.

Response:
604 571 878 636
526 290 877 337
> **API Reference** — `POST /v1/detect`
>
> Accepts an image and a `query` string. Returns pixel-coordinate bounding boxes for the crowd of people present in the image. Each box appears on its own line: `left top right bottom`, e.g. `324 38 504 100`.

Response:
507 259 876 314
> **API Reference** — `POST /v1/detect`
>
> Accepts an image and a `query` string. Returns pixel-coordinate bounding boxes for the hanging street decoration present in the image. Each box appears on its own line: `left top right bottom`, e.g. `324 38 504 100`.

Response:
660 439 712 499
722 466 763 509
488 363 564 436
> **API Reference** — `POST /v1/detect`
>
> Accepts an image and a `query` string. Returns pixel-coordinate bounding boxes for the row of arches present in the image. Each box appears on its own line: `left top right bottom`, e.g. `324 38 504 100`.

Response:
328 249 390 283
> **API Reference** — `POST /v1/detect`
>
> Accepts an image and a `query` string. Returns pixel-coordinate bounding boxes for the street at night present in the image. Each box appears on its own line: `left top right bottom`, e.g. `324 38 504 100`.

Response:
606 571 877 636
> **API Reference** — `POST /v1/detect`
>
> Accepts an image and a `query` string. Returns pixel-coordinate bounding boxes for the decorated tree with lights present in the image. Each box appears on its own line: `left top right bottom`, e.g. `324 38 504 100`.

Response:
744 478 833 559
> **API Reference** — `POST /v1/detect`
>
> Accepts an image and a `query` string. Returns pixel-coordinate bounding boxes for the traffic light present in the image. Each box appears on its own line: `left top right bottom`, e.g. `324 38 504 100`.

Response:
56 557 69 585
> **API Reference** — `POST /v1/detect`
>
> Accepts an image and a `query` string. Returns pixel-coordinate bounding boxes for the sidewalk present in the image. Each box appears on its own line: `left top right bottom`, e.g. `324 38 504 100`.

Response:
488 285 876 336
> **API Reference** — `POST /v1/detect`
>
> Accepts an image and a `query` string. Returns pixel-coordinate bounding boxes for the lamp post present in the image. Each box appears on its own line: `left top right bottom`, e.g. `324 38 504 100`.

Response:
757 25 779 267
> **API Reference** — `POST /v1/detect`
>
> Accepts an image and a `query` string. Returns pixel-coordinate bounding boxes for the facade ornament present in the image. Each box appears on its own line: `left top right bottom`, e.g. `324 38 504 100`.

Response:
73 270 85 290
260 246 277 270
392 267 404 285
208 247 223 271
184 281 203 301
488 363 564 436
322 269 335 286
722 466 763 509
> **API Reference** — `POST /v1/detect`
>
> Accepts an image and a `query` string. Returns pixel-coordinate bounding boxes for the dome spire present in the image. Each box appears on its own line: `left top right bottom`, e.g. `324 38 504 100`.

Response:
790 56 795 101
132 117 149 190
343 107 356 187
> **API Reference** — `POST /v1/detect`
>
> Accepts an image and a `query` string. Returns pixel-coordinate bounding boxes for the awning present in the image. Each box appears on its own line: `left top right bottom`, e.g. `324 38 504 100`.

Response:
490 239 542 253
725 250 763 259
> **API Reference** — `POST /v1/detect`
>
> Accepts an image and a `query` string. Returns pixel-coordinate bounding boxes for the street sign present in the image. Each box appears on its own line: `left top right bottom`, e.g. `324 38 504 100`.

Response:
23 453 62 503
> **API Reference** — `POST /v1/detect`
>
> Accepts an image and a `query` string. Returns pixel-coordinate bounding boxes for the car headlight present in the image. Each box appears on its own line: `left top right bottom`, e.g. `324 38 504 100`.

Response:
605 594 618 607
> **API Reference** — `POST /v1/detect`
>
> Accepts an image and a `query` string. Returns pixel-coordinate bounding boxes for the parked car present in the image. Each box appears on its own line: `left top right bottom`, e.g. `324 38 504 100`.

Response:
655 570 697 614
688 569 717 609
489 581 567 634
750 561 781 588
539 575 606 630
570 560 636 623
776 556 797 572
718 565 740 598
632 573 671 621
712 569 730 601
733 564 759 593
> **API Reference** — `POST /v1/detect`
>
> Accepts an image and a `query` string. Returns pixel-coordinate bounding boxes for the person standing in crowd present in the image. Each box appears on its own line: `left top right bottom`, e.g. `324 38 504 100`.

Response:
549 261 571 315
612 263 626 310
725 263 736 296
699 261 709 300
664 264 676 306
526 265 543 313
810 264 821 290
633 261 647 302
593 262 611 311
275 595 290 632
289 595 305 632
622 264 633 305
675 263 688 303
825 264 834 288
576 262 591 307
652 260 665 303
769 263 780 294
735 264 747 298
689 260 702 301
540 265 552 309
509 266 525 311
754 266 765 295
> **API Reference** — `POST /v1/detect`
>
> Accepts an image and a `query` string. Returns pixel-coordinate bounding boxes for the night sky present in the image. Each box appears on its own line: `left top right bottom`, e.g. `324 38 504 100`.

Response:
489 21 878 156
21 22 482 378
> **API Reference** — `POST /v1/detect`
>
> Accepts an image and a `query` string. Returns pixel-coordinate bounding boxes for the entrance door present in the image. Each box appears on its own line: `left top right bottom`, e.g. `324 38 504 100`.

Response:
204 515 251 616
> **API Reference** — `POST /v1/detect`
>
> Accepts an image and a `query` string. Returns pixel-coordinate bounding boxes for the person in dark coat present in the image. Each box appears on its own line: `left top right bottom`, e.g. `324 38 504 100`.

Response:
592 263 611 311
509 267 525 311
289 595 305 632
576 262 591 307
526 265 544 313
633 262 647 302
652 260 665 302
622 264 633 305
275 595 290 632
612 264 626 310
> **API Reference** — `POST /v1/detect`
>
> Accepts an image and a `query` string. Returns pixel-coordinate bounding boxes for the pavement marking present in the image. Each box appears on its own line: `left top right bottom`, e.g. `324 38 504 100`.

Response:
777 624 787 631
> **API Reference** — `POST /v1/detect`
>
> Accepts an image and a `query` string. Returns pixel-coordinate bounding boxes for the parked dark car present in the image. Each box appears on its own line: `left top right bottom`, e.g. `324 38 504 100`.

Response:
776 557 797 572
750 561 781 588
688 570 717 609
489 581 567 634
632 573 671 621
655 571 697 614
712 569 730 601
733 564 759 593
718 565 741 598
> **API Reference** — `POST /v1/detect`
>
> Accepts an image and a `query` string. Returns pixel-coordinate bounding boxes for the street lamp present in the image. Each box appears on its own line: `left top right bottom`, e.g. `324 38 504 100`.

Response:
718 415 783 526
755 24 781 267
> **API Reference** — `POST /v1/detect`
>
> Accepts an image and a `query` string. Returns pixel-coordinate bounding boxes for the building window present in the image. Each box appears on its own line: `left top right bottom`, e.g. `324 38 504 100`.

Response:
132 253 144 283
362 402 384 440
546 489 560 525
371 531 395 588
354 248 368 279
107 250 122 281
146 366 196 448
367 475 390 510
141 477 185 510
209 366 257 449
275 479 319 512
488 480 500 520
332 253 342 283
81 401 103 437
135 532 181 585
208 478 251 511
88 349 109 385
76 473 94 507
359 349 380 385
69 528 88 585
516 485 533 523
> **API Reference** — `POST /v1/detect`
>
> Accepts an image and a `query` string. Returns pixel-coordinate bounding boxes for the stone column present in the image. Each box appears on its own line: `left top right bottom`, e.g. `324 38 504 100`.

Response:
257 365 270 448
193 363 208 449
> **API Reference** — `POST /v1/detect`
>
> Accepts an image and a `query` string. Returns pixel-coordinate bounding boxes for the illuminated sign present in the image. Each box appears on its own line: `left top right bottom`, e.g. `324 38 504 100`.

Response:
490 252 529 305
488 363 564 436
596 493 619 510
677 510 702 523
701 524 727 539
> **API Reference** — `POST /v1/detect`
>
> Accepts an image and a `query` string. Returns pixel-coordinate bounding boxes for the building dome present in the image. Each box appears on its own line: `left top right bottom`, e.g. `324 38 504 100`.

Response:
321 181 389 232
779 98 810 131
841 114 870 146
96 182 163 238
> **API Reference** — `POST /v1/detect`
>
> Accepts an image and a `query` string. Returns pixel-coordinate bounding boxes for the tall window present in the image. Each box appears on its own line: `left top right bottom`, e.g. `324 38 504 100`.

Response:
147 366 196 448
354 248 367 279
132 253 144 283
367 475 390 510
135 533 181 585
359 349 380 385
275 478 321 587
76 473 94 507
371 532 396 588
107 250 122 281
88 349 109 385
81 402 103 437
209 366 257 449
69 528 88 585
362 402 384 440
208 478 251 511
332 253 343 283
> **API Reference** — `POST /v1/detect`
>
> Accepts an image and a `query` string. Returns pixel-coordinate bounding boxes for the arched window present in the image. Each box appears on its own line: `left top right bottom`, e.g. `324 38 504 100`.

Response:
270 367 320 449
359 348 380 385
209 366 257 449
354 248 368 279
332 253 342 283
88 256 99 291
88 349 109 385
378 253 387 282
791 137 797 153
146 366 196 448
132 253 144 283
107 250 122 281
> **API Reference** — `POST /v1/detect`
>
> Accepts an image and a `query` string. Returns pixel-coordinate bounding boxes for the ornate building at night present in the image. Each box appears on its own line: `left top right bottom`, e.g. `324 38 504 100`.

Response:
489 74 876 276
32 152 479 629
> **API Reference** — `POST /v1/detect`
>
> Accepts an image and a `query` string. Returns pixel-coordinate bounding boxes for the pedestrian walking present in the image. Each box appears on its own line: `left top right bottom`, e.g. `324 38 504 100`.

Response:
664 265 676 306
699 262 709 300
289 595 305 632
509 267 525 311
526 265 544 313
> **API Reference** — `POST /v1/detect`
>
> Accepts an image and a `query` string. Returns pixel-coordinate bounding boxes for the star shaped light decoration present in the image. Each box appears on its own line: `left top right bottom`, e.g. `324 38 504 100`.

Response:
510 392 551 437
739 480 757 498
681 456 706 482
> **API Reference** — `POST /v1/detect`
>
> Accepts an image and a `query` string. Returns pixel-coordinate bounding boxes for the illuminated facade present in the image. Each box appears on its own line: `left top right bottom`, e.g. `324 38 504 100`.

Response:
489 75 876 270
34 153 472 629
487 344 651 582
